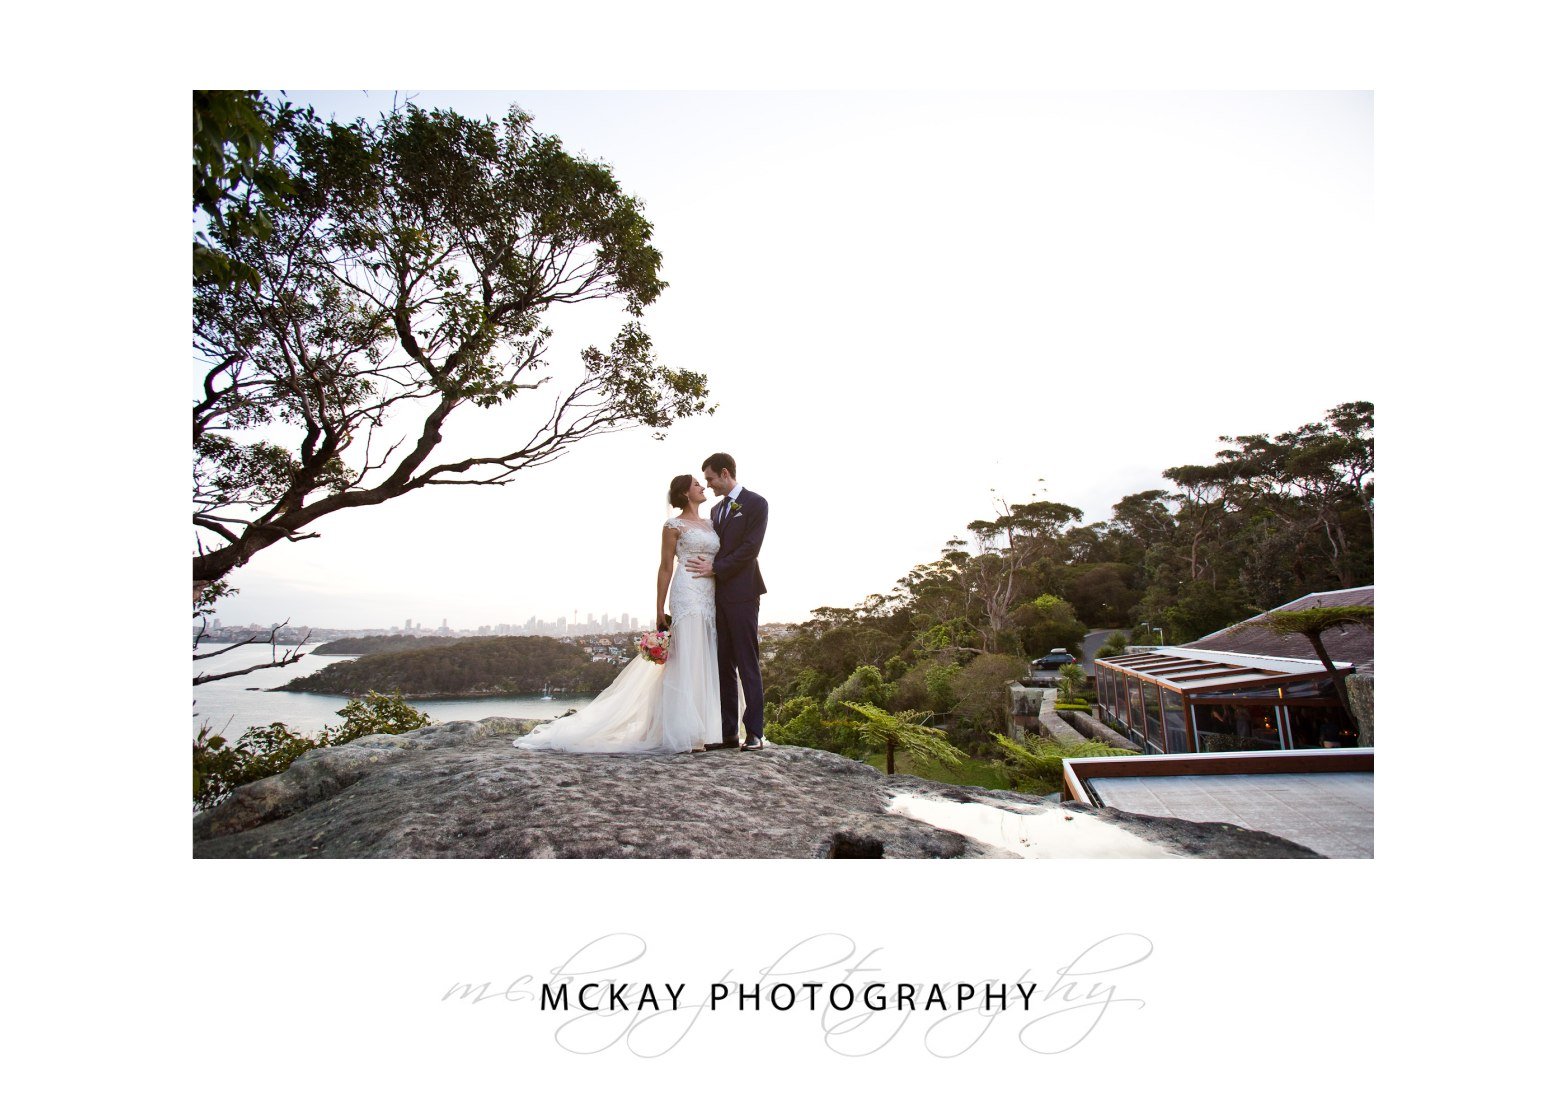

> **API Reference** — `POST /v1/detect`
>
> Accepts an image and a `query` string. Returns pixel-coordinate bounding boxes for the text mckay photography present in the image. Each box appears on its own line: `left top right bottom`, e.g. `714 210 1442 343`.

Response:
442 931 1152 1057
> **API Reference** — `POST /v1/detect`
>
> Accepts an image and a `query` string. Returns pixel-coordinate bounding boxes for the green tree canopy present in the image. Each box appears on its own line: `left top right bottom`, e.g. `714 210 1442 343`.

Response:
193 90 308 289
193 96 711 593
757 402 1372 756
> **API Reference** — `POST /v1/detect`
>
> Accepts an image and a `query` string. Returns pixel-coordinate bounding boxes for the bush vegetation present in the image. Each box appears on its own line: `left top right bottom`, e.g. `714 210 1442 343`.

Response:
279 635 619 697
193 691 432 809
990 732 1138 796
755 402 1371 789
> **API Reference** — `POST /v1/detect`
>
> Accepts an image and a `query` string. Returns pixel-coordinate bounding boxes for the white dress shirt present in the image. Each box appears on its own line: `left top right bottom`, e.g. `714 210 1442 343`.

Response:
718 484 744 521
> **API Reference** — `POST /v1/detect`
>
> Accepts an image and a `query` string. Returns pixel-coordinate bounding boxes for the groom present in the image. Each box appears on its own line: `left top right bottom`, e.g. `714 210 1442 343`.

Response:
686 452 768 750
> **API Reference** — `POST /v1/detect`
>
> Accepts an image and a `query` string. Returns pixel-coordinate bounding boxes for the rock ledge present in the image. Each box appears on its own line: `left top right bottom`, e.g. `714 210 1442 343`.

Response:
192 718 1320 859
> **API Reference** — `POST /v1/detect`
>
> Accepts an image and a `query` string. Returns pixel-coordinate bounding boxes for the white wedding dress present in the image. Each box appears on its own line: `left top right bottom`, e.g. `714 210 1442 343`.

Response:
514 517 728 754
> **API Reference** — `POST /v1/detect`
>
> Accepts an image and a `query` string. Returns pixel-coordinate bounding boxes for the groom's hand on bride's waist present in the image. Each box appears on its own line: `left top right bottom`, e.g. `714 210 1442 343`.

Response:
685 555 714 578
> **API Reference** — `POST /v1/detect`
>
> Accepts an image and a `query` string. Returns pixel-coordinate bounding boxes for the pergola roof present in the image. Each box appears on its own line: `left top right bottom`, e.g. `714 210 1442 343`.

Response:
1097 585 1372 695
1095 646 1341 694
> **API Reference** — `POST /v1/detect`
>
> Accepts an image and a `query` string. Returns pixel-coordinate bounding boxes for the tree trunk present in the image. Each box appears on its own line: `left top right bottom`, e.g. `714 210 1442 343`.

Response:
886 740 896 775
1306 631 1359 736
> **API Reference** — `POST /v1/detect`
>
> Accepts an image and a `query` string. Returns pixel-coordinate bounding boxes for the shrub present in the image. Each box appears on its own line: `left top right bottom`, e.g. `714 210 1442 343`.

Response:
766 696 860 755
948 653 1030 748
865 750 1034 793
768 696 826 748
1008 593 1088 658
194 720 319 809
824 665 896 714
925 663 961 712
990 732 1137 795
331 690 434 742
194 691 432 809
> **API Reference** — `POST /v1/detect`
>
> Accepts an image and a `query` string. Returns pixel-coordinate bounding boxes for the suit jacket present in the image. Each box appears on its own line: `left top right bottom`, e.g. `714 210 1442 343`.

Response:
711 487 768 603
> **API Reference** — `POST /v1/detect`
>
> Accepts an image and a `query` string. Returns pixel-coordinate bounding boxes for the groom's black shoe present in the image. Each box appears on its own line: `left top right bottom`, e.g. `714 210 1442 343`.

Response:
740 736 765 751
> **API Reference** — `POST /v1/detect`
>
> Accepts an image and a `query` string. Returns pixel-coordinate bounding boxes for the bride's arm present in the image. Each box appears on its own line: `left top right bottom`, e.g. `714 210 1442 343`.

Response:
655 524 679 628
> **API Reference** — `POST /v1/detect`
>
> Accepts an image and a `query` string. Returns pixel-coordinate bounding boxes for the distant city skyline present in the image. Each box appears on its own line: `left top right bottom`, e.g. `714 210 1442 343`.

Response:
202 610 651 637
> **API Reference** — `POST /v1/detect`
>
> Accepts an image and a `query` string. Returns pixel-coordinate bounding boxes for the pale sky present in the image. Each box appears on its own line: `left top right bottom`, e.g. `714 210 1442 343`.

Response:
209 90 1374 630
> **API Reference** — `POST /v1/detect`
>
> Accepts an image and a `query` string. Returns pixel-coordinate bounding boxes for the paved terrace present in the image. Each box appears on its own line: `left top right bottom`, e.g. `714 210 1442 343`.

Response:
1063 749 1374 859
1085 771 1373 858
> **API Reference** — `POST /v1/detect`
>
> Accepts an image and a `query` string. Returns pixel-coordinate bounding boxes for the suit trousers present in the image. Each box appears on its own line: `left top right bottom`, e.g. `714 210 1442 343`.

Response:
716 596 764 741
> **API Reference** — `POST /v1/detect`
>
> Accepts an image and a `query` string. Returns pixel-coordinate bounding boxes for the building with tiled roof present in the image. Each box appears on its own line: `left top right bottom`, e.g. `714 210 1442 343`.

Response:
1184 586 1374 672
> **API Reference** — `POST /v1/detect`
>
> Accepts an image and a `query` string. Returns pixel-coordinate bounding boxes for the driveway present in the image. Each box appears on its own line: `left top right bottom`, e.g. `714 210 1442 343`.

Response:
1082 629 1129 673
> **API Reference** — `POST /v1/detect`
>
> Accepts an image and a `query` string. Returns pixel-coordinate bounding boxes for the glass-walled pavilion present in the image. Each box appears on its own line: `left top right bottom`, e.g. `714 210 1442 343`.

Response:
1093 647 1359 754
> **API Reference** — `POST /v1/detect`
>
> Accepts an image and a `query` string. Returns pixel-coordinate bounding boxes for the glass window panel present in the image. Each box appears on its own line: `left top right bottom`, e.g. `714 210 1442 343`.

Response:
1284 705 1360 749
1100 671 1119 730
1163 694 1189 753
1203 683 1291 700
1192 703 1284 752
1143 682 1165 748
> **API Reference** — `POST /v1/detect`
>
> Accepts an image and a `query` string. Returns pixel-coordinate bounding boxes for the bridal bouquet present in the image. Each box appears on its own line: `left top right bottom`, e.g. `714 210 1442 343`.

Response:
638 630 670 665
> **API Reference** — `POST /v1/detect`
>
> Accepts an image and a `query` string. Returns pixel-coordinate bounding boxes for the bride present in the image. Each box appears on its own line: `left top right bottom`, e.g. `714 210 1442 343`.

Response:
514 474 728 754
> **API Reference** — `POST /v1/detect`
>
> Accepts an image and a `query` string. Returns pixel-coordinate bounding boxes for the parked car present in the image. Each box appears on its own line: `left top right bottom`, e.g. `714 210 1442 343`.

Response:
1031 648 1076 671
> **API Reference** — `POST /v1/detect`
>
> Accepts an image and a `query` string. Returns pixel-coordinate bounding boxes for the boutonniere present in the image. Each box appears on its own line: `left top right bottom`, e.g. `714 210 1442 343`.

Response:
728 499 743 514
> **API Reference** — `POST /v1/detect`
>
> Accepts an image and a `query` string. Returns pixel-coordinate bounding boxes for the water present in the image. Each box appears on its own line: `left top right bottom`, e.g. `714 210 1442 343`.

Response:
192 641 599 738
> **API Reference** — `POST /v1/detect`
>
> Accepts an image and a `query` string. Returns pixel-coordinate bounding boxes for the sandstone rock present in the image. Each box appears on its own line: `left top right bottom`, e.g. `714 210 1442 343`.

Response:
1347 672 1374 747
192 717 1319 859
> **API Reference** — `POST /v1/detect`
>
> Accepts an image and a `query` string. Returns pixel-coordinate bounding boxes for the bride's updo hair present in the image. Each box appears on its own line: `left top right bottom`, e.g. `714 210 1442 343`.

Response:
668 474 694 510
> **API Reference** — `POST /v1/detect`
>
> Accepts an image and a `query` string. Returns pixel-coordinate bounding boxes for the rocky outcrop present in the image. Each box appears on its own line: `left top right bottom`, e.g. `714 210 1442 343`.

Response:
1347 672 1374 747
192 718 1319 859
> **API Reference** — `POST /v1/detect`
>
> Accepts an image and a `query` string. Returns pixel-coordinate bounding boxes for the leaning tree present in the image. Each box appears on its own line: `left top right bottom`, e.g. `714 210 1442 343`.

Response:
1244 604 1374 734
193 96 712 603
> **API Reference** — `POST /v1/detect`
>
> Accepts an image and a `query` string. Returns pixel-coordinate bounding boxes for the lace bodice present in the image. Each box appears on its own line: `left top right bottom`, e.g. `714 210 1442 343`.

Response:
667 516 719 558
666 516 719 624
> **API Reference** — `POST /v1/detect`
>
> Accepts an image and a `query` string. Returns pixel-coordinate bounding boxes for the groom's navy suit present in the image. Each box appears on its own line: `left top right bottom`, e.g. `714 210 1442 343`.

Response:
711 486 768 743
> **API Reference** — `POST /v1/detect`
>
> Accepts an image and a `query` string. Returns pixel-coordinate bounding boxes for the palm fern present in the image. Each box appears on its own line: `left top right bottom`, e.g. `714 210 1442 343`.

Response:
841 701 966 775
992 732 1136 784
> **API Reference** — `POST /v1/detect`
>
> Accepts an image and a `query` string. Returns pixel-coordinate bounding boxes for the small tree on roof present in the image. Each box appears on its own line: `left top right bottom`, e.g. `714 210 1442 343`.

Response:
1244 605 1373 734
